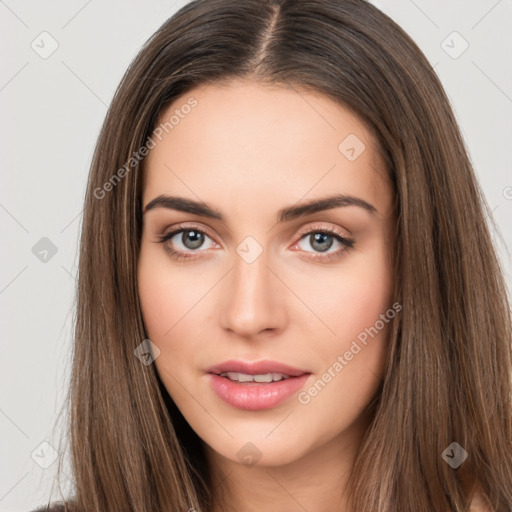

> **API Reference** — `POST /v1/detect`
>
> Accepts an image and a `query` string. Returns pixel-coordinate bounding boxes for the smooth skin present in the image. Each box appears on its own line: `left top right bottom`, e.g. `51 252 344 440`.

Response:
138 79 396 512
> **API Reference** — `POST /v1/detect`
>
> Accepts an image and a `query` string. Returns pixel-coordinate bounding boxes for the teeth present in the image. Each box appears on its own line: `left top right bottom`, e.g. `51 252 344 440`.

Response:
254 374 273 383
220 372 290 383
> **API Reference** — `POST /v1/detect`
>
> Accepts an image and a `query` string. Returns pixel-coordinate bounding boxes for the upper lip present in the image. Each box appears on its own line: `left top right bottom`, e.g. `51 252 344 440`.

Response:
206 359 309 377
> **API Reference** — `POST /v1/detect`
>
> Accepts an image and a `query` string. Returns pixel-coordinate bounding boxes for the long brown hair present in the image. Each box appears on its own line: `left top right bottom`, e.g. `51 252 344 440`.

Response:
43 0 512 510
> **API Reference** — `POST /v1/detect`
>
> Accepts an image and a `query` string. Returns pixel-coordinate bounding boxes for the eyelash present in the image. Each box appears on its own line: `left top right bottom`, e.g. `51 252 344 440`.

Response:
155 223 355 262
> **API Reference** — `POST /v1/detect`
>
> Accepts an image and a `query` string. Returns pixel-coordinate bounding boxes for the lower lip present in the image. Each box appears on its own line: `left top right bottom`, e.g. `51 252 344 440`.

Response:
207 373 311 411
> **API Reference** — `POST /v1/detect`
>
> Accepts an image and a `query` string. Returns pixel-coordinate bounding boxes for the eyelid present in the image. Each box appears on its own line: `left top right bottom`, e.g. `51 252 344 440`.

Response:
159 221 351 243
295 222 351 240
159 222 217 241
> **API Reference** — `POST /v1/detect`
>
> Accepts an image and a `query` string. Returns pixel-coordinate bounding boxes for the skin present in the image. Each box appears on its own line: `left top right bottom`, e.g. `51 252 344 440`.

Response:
138 79 396 512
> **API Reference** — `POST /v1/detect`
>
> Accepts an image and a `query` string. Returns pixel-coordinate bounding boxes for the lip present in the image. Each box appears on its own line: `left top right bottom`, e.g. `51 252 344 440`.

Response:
205 359 309 377
205 359 311 411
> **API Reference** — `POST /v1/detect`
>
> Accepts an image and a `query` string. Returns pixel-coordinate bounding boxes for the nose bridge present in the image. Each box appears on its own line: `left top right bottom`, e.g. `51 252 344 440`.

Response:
220 239 285 336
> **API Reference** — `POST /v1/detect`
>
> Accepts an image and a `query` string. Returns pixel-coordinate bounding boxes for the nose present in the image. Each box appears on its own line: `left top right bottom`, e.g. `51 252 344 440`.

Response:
219 247 287 339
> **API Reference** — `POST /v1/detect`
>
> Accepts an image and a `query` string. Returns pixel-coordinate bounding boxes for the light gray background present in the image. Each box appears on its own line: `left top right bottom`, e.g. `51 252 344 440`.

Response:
1 1 511 510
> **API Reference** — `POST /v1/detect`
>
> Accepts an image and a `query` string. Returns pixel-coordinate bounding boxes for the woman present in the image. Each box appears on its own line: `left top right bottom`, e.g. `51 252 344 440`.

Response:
35 0 512 510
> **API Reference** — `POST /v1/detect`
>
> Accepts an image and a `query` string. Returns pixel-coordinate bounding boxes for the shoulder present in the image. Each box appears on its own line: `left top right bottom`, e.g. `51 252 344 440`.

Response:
31 504 69 512
469 490 494 512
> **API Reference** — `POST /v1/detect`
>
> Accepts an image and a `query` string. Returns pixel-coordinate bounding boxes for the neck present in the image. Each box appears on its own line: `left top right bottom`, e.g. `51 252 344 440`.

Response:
205 410 372 512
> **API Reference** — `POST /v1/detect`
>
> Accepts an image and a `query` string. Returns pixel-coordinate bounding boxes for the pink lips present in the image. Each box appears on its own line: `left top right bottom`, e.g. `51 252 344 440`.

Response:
206 359 311 411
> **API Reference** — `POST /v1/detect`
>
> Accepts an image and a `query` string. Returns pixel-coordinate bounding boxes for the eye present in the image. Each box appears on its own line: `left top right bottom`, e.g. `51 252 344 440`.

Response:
294 225 354 262
156 224 216 260
155 223 355 262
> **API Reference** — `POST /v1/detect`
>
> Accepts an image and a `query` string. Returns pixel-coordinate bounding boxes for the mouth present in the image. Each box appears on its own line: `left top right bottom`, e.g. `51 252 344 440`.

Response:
205 359 312 411
216 371 292 383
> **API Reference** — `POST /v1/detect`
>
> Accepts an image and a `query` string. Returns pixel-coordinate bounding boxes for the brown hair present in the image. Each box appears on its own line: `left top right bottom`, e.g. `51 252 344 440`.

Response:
43 0 512 510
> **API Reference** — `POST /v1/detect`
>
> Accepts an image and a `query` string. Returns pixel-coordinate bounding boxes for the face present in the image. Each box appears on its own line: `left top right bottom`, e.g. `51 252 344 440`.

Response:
137 79 396 468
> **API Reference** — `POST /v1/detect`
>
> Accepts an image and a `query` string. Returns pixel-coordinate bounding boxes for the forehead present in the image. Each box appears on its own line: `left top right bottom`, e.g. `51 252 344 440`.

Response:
142 79 392 218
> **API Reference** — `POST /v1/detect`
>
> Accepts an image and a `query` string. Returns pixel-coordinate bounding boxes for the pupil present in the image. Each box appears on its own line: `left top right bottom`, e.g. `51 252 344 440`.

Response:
311 233 333 252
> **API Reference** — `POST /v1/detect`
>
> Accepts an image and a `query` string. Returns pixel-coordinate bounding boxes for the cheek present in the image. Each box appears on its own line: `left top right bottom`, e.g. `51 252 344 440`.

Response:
137 252 203 406
137 247 212 340
294 245 393 405
137 247 217 383
300 247 394 345
296 248 394 426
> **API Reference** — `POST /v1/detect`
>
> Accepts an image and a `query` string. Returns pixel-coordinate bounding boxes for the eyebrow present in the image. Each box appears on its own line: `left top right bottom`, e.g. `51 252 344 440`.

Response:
142 194 377 222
